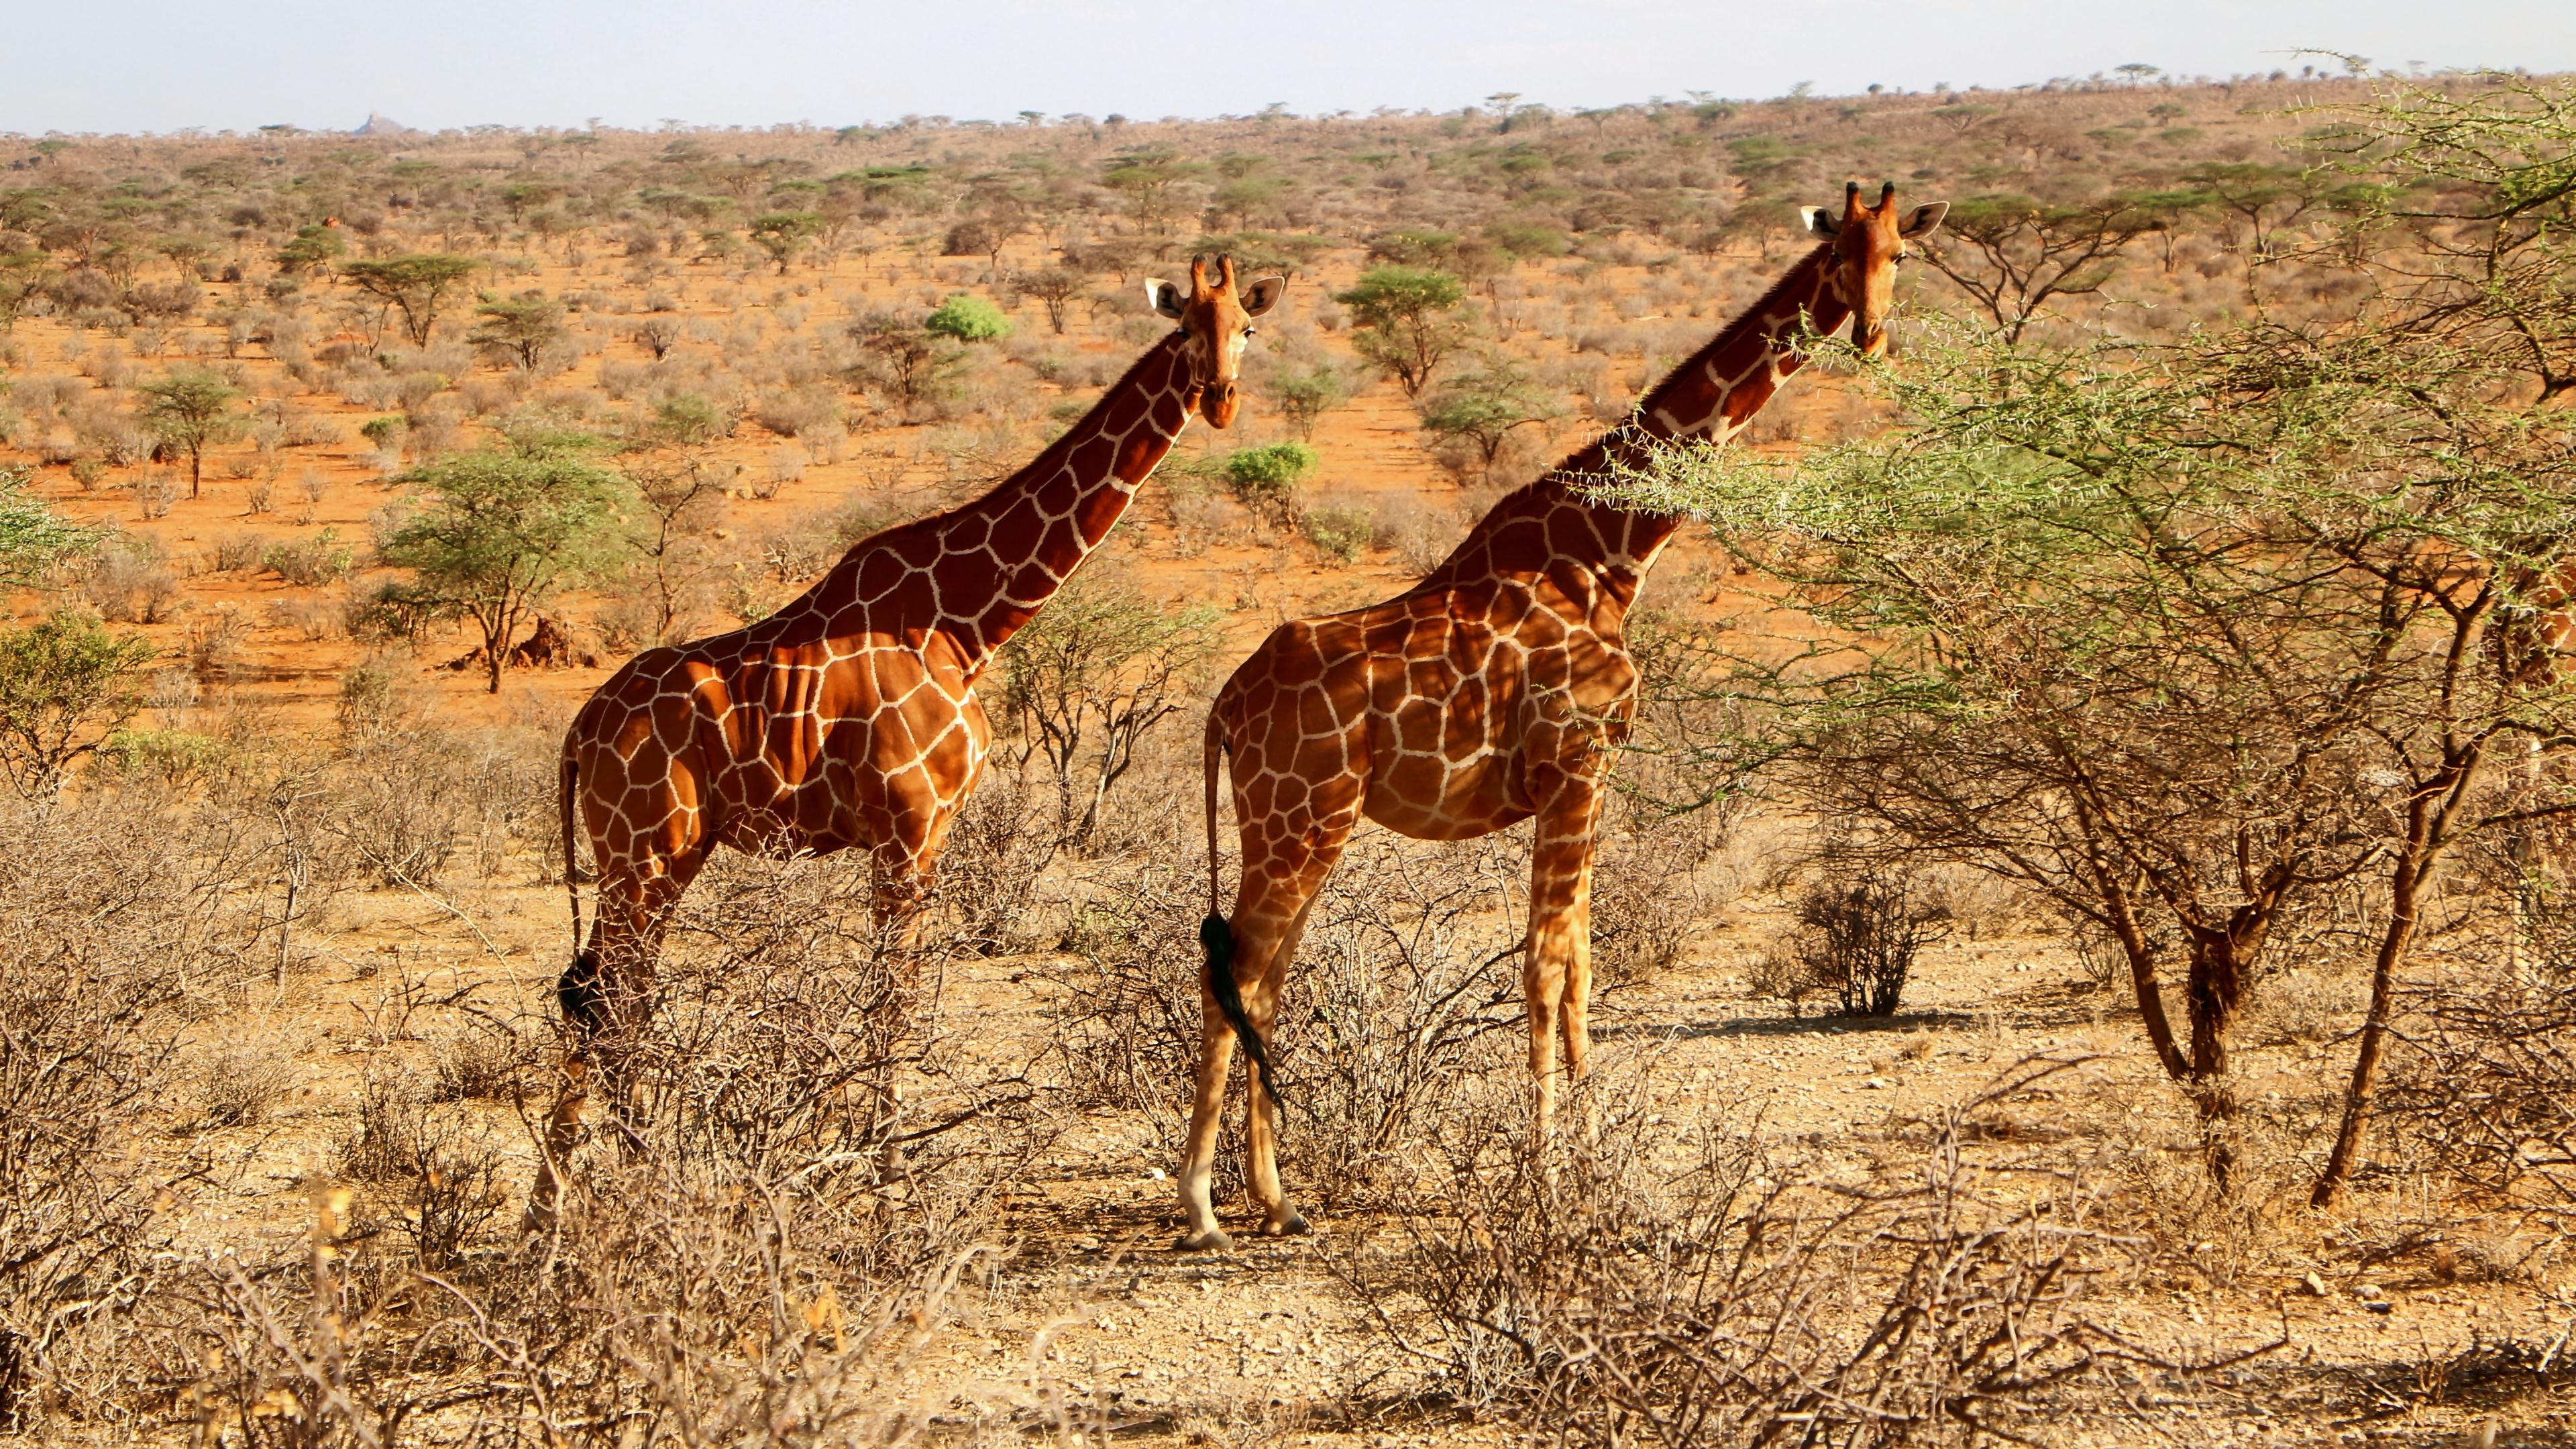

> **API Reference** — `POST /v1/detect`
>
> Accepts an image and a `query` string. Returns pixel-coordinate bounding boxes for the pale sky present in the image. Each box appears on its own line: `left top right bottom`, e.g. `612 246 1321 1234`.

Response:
9 0 2571 136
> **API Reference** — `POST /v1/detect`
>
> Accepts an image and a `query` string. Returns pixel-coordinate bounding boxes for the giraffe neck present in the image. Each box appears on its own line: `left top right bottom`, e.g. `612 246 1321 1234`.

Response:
1424 244 1849 605
829 331 1196 675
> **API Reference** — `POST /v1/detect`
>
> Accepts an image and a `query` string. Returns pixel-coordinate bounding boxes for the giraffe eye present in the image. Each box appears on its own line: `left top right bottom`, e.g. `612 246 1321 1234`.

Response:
1243 327 1258 337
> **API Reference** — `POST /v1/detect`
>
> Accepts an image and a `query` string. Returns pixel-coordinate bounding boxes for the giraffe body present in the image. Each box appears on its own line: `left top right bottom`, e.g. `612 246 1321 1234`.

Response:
567 337 1185 952
537 260 1280 1220
1179 187 1945 1250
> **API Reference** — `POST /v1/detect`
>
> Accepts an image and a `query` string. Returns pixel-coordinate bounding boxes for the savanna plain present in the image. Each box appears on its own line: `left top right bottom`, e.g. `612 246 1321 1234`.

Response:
2 67 2573 1447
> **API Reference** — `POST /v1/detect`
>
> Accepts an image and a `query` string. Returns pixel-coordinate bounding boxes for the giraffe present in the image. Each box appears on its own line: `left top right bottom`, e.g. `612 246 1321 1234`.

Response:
1177 184 1946 1250
539 257 1282 1204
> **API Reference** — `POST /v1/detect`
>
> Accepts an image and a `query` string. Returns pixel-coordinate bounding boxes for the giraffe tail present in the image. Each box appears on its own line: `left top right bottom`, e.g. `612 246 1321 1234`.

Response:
557 747 603 1032
1200 709 1284 1116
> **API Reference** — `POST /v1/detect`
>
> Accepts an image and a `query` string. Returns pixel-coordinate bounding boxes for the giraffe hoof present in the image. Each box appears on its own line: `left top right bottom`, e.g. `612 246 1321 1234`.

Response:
1172 1228 1235 1253
1260 1212 1311 1238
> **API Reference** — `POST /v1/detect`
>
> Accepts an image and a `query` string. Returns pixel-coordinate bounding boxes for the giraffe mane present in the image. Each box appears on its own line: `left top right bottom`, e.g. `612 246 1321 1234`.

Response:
824 331 1187 570
1629 239 1833 428
1415 240 1836 580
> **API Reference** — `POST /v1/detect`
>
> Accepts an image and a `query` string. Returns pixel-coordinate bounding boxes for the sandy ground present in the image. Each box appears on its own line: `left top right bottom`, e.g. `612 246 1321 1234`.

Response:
129 842 2576 1447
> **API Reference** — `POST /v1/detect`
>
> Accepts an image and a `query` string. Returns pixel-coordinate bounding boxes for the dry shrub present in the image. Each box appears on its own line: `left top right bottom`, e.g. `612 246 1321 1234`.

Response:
161 847 1035 1448
323 723 475 888
1786 866 1952 1018
2381 955 2576 1205
753 389 841 439
79 536 180 623
1051 828 1524 1210
1163 480 1246 558
317 669 557 888
1048 855 1224 1163
429 1023 526 1104
1296 492 1377 564
1373 494 1462 577
0 793 259 1428
1589 798 1727 989
336 1070 511 1270
180 1038 294 1131
1331 1062 2262 1447
1273 832 1525 1207
265 594 346 643
921 769 1056 957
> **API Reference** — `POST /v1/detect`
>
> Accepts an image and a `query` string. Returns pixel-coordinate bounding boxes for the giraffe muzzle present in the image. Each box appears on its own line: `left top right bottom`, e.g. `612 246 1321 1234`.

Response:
1200 378 1240 429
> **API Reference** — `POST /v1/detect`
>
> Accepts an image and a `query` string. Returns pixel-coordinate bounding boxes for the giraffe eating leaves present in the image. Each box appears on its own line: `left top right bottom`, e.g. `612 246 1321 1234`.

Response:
1179 184 1945 1250
538 256 1282 1215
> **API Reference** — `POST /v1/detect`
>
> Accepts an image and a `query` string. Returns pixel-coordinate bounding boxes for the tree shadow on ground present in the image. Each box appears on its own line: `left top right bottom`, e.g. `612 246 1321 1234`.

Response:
1599 1008 1981 1041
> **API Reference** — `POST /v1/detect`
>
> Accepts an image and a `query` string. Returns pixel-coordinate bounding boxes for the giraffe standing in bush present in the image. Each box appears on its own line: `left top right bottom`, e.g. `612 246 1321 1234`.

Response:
1180 185 1946 1250
540 258 1282 1202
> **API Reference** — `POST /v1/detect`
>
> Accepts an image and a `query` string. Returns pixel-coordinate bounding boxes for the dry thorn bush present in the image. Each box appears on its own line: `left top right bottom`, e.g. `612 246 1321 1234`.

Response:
135 847 1045 1448
0 790 270 1430
1328 1061 2276 1448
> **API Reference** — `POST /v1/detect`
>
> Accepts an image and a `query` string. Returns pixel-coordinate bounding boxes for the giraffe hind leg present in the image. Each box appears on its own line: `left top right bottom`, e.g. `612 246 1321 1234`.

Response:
556 947 606 1029
1177 809 1355 1250
529 857 695 1228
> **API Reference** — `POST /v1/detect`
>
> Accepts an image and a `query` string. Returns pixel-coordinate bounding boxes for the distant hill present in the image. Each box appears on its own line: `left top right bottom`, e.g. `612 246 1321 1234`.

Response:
352 113 414 136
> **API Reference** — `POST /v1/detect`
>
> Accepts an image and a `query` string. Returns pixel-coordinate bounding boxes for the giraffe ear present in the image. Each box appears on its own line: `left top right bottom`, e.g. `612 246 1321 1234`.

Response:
1898 201 1949 239
1240 275 1285 317
1146 278 1187 320
1801 206 1838 237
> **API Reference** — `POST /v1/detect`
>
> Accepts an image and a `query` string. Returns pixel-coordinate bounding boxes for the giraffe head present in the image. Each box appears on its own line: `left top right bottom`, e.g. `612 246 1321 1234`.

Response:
1801 182 1947 357
1146 254 1285 429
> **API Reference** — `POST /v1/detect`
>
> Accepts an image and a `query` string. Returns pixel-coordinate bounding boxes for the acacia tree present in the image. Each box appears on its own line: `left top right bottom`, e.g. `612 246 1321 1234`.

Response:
2299 73 2576 1200
0 250 51 331
339 254 478 347
2316 73 2576 405
1417 357 1560 478
1336 266 1470 396
620 451 733 647
133 369 241 498
844 310 955 413
1265 360 1348 441
2182 162 2323 265
1012 266 1084 334
748 211 822 273
468 290 568 370
379 443 633 692
998 571 1222 847
1915 192 2164 340
1100 146 1203 234
1617 317 2576 1186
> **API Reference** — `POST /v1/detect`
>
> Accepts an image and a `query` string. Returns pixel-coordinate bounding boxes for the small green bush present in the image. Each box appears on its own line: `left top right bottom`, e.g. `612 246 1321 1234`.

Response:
264 527 356 586
0 612 156 798
1301 502 1377 564
923 294 1013 343
1222 442 1318 522
653 392 733 445
100 727 230 788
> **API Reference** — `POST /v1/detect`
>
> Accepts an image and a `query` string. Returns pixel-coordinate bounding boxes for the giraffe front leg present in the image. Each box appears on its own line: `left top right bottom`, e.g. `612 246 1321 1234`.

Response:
1525 782 1605 1145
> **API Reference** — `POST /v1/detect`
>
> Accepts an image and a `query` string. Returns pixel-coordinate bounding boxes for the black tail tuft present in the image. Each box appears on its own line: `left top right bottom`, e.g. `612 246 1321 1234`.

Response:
1201 913 1284 1116
557 951 605 1032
